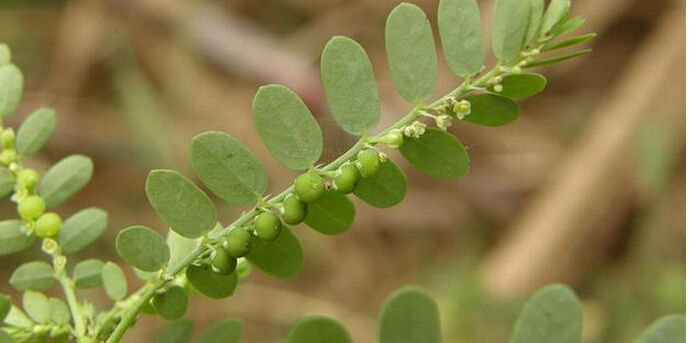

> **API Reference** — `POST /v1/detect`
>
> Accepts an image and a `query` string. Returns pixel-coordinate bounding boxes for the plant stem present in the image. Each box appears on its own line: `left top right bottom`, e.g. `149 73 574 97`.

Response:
56 268 86 340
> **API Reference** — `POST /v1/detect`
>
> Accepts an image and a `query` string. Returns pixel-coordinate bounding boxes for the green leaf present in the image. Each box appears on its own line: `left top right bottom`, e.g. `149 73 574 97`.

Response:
524 0 544 45
16 107 56 156
304 190 355 235
0 167 15 197
550 15 585 37
146 170 217 239
490 74 547 99
246 223 303 278
57 207 108 254
186 264 238 299
542 33 596 52
102 262 128 301
49 298 70 325
10 261 54 292
72 259 104 289
115 225 170 272
0 295 10 322
3 305 33 328
540 0 570 36
378 287 441 343
156 319 194 343
22 291 50 323
508 284 581 343
399 128 469 179
0 220 34 256
287 315 352 343
462 93 519 126
354 160 407 208
0 64 23 118
152 286 188 320
437 0 484 77
320 36 381 135
197 320 242 343
0 330 8 343
38 154 93 208
167 230 197 269
191 131 268 206
491 0 531 63
634 316 685 343
252 84 323 170
385 3 437 103
523 49 592 68
0 44 10 66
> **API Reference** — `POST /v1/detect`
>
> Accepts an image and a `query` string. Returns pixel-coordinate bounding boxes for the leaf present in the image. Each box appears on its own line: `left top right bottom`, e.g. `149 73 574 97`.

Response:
152 286 188 321
634 316 685 343
72 259 104 289
524 0 544 45
156 319 194 343
0 64 23 118
102 262 128 301
38 154 93 208
540 0 570 36
246 223 303 278
167 230 197 269
0 331 8 343
0 295 10 322
551 16 585 37
186 264 238 299
0 220 34 256
197 320 242 343
287 315 352 343
146 170 217 239
15 107 56 156
490 74 547 99
437 0 484 77
542 33 596 52
304 190 355 235
508 284 581 343
49 298 70 325
378 287 441 343
462 93 519 126
320 36 381 135
399 128 469 178
353 160 407 208
0 167 15 197
523 49 592 68
22 291 50 323
191 131 268 206
252 84 323 170
385 3 437 103
57 207 108 254
115 225 170 272
10 261 54 292
0 44 9 66
3 306 33 328
491 0 531 63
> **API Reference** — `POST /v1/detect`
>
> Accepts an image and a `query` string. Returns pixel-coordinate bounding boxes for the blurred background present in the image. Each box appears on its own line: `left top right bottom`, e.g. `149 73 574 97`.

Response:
0 0 685 342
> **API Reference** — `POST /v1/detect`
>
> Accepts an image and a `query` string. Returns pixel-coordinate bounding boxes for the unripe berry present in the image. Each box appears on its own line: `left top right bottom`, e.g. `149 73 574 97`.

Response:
333 164 359 194
35 212 62 238
281 194 307 225
225 227 252 258
18 195 45 220
0 149 17 166
356 149 381 178
294 171 325 203
254 212 281 242
0 129 14 149
384 129 404 149
17 169 39 189
212 248 237 275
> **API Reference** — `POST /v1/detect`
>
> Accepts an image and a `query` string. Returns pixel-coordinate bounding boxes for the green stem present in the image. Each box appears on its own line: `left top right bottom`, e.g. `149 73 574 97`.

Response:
56 269 86 340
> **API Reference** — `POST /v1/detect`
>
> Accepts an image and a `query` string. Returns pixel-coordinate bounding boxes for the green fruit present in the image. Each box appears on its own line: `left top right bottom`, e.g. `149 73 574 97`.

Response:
141 300 156 315
294 172 325 203
35 212 62 238
18 195 45 220
254 212 281 242
333 164 360 194
236 258 252 278
0 149 17 166
384 129 404 149
0 129 14 149
282 194 307 225
212 248 237 275
225 227 252 258
17 169 39 188
356 149 381 178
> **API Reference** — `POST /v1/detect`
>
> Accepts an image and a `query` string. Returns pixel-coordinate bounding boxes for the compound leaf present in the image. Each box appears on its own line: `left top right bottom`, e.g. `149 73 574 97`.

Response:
438 0 484 77
16 107 56 156
287 315 352 343
509 284 581 343
115 225 169 272
634 316 685 343
0 64 23 118
10 262 54 292
379 287 441 343
304 190 355 235
354 160 406 208
102 262 128 301
197 320 241 343
72 259 104 289
22 291 50 324
186 264 238 299
399 128 469 178
0 220 34 256
156 319 194 343
462 93 519 126
57 207 108 254
491 0 531 63
152 286 188 321
38 154 93 208
246 223 303 278
490 74 546 99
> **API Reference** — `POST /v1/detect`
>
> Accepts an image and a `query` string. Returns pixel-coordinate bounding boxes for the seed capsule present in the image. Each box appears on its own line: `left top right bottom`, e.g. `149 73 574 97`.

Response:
333 164 359 194
356 149 381 178
281 194 307 225
225 227 252 258
212 248 237 275
254 212 281 242
35 212 62 238
18 195 45 220
294 172 325 203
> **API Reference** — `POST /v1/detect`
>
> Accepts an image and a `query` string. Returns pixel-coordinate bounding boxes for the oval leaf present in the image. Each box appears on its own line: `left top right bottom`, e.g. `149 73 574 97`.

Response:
0 168 15 197
509 284 581 343
0 64 23 118
167 230 197 269
0 220 34 256
245 223 303 278
304 190 355 235
10 262 54 292
0 296 11 322
540 0 570 36
146 170 217 239
399 128 469 179
354 160 407 208
186 264 238 299
634 316 685 343
16 107 56 156
156 319 194 343
379 287 441 343
22 291 50 324
191 131 268 206
152 286 188 320
38 154 93 208
525 0 544 44
102 262 128 301
438 0 484 77
490 74 546 99
57 207 108 254
115 225 169 272
72 259 104 289
49 298 70 325
320 36 381 135
462 93 519 126
252 84 323 170
491 0 531 63
287 315 352 343
198 320 242 343
385 3 437 103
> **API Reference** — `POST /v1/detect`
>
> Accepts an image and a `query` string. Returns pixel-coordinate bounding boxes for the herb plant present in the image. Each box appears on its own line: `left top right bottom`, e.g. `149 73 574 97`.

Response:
0 0 683 342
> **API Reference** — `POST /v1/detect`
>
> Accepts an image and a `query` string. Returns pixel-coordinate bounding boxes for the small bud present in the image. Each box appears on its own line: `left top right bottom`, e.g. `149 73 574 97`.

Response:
453 100 472 119
378 151 388 163
492 84 504 93
42 238 58 255
383 129 404 149
0 149 18 166
0 129 14 149
8 162 18 173
435 115 453 131
403 121 426 138
17 169 39 189
54 255 67 270
511 65 522 74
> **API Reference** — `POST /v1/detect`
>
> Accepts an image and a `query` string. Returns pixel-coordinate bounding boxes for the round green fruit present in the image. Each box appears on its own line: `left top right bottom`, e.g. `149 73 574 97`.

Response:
18 195 45 220
294 172 325 203
17 169 39 189
35 212 62 238
254 212 281 242
282 194 307 225
0 129 14 149
333 164 359 194
0 149 17 166
356 149 381 178
212 248 237 275
225 227 252 258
